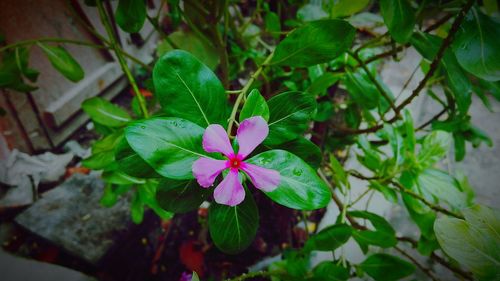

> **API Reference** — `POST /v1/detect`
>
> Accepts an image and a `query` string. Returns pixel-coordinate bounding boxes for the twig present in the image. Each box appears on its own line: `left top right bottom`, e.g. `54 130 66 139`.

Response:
390 181 463 219
96 0 149 118
349 51 398 115
416 108 447 131
395 246 440 281
226 52 274 135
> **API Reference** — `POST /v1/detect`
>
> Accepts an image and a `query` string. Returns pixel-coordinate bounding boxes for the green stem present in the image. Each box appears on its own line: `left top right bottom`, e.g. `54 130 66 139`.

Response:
0 37 151 71
96 0 149 118
226 51 274 135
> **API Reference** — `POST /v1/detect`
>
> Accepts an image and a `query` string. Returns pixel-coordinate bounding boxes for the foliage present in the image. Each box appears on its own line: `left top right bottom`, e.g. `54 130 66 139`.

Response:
2 0 500 280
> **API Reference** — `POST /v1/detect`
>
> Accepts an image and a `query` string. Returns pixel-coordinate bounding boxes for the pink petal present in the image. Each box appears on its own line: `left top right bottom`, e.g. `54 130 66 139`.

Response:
202 124 234 157
213 169 245 206
241 163 280 192
192 157 228 187
236 116 269 159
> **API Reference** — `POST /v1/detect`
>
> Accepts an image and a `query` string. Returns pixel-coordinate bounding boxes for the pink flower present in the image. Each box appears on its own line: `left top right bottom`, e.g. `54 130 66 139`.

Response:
192 116 280 206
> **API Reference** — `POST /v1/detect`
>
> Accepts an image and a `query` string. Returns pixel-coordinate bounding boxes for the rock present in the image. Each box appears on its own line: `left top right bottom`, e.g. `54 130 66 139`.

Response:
15 174 132 265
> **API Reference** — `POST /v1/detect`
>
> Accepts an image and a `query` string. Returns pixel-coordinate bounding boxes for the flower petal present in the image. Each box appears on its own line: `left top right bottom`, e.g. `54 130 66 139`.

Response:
236 116 269 159
241 163 280 192
192 157 228 187
213 169 245 206
202 124 234 157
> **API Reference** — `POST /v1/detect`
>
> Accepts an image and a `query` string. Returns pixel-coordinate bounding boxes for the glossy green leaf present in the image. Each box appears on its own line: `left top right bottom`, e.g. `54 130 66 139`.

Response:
343 68 380 110
435 206 500 280
153 50 228 127
115 138 160 178
271 19 355 67
246 150 331 210
379 0 415 43
270 137 322 169
306 72 340 96
83 131 123 170
305 224 352 252
82 97 131 127
156 178 208 213
38 43 84 82
115 0 146 33
453 8 500 81
359 254 415 281
239 89 270 122
331 0 370 18
125 117 206 180
313 261 350 281
208 192 259 254
156 31 219 70
266 91 317 145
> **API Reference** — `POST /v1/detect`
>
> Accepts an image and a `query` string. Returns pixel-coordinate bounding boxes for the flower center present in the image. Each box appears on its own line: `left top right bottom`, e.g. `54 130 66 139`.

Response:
228 155 243 169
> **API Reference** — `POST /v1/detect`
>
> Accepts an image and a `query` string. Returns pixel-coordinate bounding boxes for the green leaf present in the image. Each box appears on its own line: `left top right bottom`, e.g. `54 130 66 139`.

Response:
156 179 208 213
359 254 416 281
403 192 436 239
125 117 206 180
82 97 131 127
411 32 472 114
370 181 398 203
191 272 200 281
115 0 146 33
417 130 451 168
38 43 84 82
313 101 333 122
239 89 270 122
453 8 500 81
463 205 500 241
115 138 160 178
349 210 397 249
343 68 380 110
265 11 281 38
153 50 228 127
435 208 500 280
305 224 352 252
331 0 370 18
417 168 468 210
270 19 355 67
208 192 259 254
306 72 340 96
297 4 328 22
266 91 317 145
156 31 219 70
270 137 322 169
403 110 416 153
138 180 173 220
313 261 350 281
379 0 415 43
246 150 331 210
131 192 145 224
100 184 118 207
83 131 123 170
102 170 146 185
329 155 349 192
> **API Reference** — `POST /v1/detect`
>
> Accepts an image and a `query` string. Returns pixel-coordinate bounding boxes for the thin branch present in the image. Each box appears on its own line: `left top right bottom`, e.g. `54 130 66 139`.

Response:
349 51 398 115
395 246 440 281
390 181 463 219
416 107 447 131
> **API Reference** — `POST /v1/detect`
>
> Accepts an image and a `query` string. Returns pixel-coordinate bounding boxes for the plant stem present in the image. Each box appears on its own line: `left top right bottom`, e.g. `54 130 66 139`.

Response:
226 52 274 135
395 246 440 281
349 51 398 115
96 0 149 118
390 181 463 219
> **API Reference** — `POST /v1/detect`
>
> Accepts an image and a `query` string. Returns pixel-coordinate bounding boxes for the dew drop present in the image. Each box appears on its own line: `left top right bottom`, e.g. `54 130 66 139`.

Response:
292 168 302 176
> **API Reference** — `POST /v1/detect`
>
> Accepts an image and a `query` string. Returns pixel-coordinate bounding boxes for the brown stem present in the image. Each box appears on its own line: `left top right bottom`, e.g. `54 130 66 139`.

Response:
395 246 440 281
416 108 447 131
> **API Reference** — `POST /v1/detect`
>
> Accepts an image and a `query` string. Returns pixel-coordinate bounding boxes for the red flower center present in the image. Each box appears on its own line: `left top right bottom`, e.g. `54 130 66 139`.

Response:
229 155 242 169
